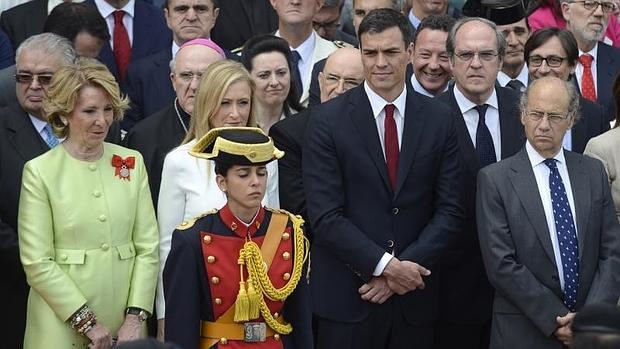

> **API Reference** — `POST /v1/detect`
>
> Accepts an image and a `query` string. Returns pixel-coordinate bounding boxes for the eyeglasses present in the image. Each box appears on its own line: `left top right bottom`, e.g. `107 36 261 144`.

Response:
15 72 54 86
176 71 203 82
572 0 616 13
527 55 567 68
524 110 570 124
323 73 362 89
454 50 499 62
313 19 340 32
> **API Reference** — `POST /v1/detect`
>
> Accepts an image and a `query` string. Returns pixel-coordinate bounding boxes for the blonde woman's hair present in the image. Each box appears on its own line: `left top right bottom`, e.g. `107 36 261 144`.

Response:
182 60 256 144
43 57 129 138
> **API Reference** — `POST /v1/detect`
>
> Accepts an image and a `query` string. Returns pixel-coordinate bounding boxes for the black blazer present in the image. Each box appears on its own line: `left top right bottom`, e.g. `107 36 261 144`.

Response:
436 86 525 324
572 97 609 153
210 0 278 51
0 0 48 51
269 109 311 237
123 102 188 209
0 103 50 349
303 85 464 324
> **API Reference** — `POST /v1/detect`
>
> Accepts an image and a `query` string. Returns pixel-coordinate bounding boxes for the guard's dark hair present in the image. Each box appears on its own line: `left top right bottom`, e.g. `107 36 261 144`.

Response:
43 2 110 43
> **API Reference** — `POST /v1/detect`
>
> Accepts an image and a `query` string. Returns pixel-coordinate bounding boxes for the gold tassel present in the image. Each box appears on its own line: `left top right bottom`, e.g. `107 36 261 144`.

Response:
234 252 249 322
246 277 260 319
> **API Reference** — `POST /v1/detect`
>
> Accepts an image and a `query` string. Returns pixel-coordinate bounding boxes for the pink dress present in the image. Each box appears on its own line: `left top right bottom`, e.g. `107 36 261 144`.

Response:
528 1 620 47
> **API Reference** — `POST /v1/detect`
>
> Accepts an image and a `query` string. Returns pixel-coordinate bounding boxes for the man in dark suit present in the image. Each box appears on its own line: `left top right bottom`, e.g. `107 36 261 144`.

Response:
304 9 464 349
270 46 363 239
560 0 620 122
523 27 609 153
477 76 620 349
123 39 225 209
0 0 48 51
210 0 278 51
123 0 229 130
0 33 76 349
92 0 171 85
435 17 525 349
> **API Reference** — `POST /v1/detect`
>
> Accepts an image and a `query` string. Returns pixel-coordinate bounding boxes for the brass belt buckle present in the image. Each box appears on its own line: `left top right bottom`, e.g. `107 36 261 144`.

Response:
243 322 267 342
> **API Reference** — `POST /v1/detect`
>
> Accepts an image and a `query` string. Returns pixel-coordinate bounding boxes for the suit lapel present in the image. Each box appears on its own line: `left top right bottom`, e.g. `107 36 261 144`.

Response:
564 151 590 259
509 149 557 265
5 105 48 161
394 88 425 197
497 87 525 159
349 88 392 192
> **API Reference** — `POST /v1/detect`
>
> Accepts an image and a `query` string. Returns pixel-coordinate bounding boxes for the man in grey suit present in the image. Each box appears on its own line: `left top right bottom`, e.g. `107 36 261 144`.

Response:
477 76 620 349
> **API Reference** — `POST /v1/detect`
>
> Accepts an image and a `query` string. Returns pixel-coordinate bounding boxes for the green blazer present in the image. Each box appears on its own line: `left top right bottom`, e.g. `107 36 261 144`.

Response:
18 143 159 348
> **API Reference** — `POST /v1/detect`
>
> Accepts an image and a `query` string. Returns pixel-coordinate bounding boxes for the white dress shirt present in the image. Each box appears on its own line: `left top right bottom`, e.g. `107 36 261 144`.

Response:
525 142 579 291
497 64 529 89
453 85 502 160
94 0 135 48
410 74 448 97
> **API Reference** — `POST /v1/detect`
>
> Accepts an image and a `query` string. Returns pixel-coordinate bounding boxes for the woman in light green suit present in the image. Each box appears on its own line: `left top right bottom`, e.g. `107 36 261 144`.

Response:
18 58 159 349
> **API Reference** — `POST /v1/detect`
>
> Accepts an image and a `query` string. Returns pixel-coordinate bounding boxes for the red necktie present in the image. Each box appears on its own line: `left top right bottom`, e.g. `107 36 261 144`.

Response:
384 104 398 190
113 10 131 82
579 54 596 101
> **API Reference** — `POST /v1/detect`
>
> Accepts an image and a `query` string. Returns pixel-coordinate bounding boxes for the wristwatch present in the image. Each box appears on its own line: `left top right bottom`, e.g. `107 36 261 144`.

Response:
126 307 148 322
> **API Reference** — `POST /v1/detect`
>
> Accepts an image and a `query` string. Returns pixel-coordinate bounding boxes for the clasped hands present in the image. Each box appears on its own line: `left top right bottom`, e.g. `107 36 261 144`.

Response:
554 312 576 347
87 314 142 349
358 258 431 304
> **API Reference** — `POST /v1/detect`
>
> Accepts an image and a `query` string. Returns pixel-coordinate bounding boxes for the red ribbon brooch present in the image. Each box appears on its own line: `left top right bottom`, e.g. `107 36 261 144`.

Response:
112 155 135 181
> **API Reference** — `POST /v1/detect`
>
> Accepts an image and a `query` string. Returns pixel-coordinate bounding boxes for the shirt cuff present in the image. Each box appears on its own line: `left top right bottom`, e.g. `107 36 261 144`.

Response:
372 252 394 276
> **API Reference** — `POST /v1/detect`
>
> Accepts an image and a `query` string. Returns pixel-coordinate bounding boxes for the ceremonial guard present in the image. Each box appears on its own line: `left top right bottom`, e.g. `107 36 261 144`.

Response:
163 127 312 349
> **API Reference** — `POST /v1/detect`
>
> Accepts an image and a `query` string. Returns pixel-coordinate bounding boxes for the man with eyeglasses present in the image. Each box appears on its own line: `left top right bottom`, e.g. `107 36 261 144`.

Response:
560 0 620 122
435 16 525 349
270 46 363 240
524 27 609 153
314 0 359 45
477 75 620 349
0 33 76 349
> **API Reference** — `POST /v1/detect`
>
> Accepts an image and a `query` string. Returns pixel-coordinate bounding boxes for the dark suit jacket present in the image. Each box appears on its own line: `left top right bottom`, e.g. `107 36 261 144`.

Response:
124 48 175 130
477 148 620 349
303 85 465 324
0 0 47 51
571 97 609 153
123 102 188 209
210 0 278 51
436 86 525 324
91 0 171 85
0 103 50 349
269 108 311 237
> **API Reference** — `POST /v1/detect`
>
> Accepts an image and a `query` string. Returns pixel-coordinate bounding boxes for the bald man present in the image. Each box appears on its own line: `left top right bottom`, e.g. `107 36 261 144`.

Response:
270 47 364 239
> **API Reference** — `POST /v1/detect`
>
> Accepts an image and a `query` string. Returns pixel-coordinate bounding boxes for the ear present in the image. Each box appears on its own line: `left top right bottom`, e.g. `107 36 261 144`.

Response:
406 42 414 61
213 7 220 20
164 8 171 28
520 111 527 126
318 71 326 91
270 0 278 10
561 1 571 22
216 174 227 193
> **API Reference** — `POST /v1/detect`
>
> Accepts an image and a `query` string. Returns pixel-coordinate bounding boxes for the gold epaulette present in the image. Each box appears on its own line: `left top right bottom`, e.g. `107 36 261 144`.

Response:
333 40 353 48
265 207 305 227
176 208 219 230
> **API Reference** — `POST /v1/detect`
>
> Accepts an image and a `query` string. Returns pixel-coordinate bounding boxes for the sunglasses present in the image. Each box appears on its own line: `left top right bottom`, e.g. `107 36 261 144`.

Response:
15 73 54 86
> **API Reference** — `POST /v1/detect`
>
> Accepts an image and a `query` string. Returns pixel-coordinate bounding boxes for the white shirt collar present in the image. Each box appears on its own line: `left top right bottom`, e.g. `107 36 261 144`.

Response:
95 0 135 19
453 84 499 113
410 74 447 97
579 42 598 61
364 82 408 119
525 140 566 168
28 114 47 133
172 41 180 57
275 30 316 64
497 64 529 88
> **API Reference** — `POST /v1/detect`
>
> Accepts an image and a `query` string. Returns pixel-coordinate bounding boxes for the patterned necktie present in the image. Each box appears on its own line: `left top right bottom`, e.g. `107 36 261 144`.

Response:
384 104 398 190
113 10 131 82
475 104 496 168
507 79 525 92
544 158 579 312
43 123 60 148
578 54 596 102
290 50 303 101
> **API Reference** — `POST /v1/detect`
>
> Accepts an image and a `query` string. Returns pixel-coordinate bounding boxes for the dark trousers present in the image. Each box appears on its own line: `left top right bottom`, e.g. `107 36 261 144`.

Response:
315 299 434 349
434 322 490 349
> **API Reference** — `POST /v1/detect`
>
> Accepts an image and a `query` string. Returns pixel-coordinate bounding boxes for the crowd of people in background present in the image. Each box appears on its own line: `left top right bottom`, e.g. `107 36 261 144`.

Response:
1 0 620 349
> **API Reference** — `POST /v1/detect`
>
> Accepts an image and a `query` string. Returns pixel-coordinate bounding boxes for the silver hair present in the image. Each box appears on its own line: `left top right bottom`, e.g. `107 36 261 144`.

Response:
16 33 76 66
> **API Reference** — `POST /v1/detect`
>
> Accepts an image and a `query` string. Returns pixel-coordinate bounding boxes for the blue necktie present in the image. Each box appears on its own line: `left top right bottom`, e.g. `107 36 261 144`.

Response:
42 123 60 148
475 104 496 168
290 50 303 100
544 158 579 312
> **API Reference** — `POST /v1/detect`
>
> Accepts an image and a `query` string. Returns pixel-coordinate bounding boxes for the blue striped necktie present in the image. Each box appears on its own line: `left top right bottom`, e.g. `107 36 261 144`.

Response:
43 123 60 148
